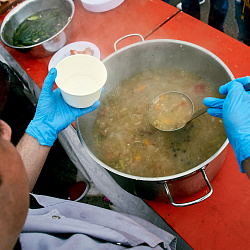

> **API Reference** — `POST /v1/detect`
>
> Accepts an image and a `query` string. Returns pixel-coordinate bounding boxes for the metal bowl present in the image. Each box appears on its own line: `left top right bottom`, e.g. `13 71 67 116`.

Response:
0 0 75 58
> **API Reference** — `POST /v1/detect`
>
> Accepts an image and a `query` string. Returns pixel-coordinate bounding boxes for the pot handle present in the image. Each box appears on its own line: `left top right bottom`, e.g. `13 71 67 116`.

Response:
114 34 144 52
164 167 213 207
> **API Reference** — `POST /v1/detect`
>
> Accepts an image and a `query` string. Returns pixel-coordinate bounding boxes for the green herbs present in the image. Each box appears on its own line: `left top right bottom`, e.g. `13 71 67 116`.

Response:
13 9 69 47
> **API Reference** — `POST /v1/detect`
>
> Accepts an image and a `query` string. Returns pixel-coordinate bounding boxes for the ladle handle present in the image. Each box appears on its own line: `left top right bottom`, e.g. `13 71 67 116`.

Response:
190 106 208 122
164 167 213 207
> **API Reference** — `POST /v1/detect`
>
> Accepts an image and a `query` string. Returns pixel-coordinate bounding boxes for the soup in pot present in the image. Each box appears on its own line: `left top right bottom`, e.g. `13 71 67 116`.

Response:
92 67 227 177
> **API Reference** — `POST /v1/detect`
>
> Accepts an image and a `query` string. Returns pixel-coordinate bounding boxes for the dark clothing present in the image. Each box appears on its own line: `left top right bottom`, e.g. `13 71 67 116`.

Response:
208 0 229 31
182 0 201 19
235 0 250 46
181 0 229 31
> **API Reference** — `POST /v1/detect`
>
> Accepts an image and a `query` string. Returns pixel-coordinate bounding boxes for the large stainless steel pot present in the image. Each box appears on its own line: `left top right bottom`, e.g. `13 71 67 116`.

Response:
76 35 234 207
0 0 75 58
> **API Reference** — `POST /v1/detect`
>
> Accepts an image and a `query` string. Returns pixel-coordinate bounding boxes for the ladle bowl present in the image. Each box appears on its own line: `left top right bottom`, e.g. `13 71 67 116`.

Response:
148 91 194 131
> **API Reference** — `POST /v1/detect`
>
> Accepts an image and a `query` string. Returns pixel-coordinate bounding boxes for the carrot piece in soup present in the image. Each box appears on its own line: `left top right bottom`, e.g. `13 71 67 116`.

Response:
144 139 152 145
134 85 146 93
180 101 186 106
155 104 160 109
134 156 141 161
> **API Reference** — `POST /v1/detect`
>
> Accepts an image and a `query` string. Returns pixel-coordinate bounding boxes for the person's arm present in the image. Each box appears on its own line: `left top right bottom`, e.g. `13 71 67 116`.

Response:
203 76 250 180
16 133 50 191
19 68 100 191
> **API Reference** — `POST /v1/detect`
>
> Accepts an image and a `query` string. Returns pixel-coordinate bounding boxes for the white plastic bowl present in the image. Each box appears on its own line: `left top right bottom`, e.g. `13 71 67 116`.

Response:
55 54 107 108
81 0 124 12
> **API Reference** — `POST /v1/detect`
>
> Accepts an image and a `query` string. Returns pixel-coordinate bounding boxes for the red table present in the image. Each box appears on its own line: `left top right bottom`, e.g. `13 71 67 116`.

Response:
145 11 250 250
1 1 249 249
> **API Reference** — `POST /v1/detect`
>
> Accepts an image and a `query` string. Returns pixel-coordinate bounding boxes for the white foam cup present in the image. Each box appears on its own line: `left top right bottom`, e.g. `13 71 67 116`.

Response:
55 54 107 108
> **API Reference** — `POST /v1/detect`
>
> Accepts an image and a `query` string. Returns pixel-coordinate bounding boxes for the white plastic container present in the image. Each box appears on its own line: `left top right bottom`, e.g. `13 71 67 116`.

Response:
81 0 124 12
55 54 107 108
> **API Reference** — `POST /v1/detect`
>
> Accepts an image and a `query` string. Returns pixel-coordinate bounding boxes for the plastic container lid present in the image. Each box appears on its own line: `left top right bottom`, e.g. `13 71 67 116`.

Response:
81 0 124 12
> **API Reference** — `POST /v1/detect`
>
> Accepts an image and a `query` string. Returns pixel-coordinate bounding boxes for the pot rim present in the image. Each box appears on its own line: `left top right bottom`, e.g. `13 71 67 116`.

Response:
77 39 234 181
0 0 75 49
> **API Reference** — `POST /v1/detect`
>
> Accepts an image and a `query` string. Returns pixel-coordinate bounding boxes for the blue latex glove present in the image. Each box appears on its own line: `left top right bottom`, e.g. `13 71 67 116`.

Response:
26 68 100 146
203 76 250 173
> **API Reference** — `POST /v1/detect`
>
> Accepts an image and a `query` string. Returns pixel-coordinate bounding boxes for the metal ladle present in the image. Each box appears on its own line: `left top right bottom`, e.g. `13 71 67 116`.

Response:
148 91 207 132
